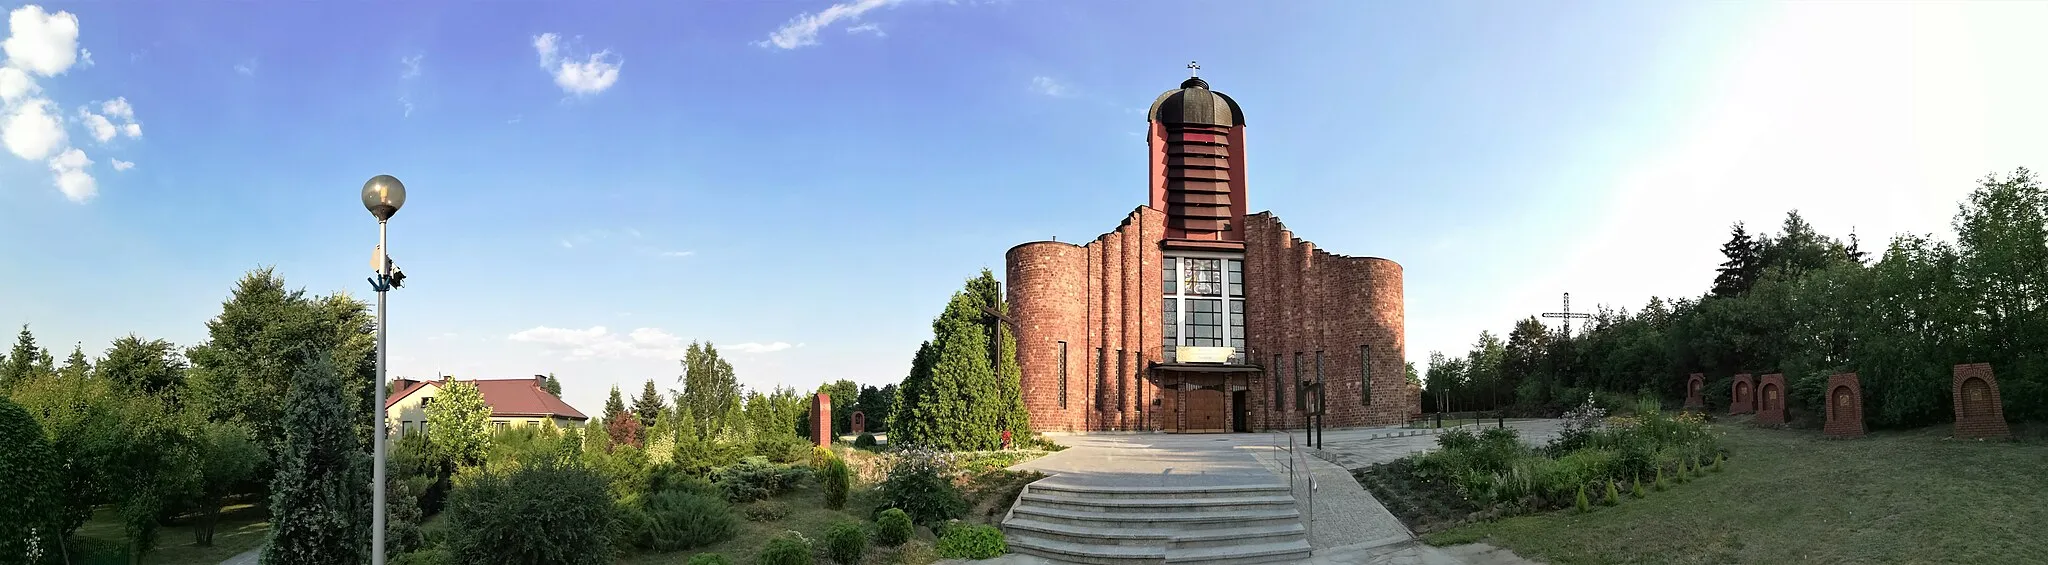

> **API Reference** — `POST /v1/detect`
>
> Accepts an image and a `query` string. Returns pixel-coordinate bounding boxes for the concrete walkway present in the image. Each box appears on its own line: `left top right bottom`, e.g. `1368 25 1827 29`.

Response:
219 547 260 565
993 426 1552 564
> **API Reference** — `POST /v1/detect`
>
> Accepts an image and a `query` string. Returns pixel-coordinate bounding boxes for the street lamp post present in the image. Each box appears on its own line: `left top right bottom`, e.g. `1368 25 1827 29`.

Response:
362 175 407 565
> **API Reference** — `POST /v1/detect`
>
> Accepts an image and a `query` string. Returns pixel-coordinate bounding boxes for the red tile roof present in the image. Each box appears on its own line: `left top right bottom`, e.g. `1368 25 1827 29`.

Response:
385 378 589 420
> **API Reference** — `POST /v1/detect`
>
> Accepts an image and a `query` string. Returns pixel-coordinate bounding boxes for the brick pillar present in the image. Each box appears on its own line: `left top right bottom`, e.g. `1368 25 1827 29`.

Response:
811 393 831 448
1684 373 1704 408
1823 373 1864 439
1730 374 1754 415
1756 374 1786 425
1952 363 2011 439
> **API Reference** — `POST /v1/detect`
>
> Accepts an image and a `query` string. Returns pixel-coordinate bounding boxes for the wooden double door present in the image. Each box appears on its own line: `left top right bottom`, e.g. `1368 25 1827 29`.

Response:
1160 372 1244 433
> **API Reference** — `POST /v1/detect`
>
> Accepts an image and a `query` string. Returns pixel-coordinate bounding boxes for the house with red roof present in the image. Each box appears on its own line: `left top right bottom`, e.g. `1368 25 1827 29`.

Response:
385 374 589 437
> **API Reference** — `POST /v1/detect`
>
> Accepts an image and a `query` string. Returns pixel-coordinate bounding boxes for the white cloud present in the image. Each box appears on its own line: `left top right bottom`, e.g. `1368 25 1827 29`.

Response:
3 97 63 160
0 67 35 102
758 0 906 50
728 342 795 354
1031 76 1067 97
109 158 130 171
660 250 695 257
77 97 140 143
2 6 78 76
533 32 621 96
100 97 132 120
75 47 87 67
508 326 686 360
846 23 885 37
400 53 423 79
233 59 255 76
80 107 112 141
47 147 92 202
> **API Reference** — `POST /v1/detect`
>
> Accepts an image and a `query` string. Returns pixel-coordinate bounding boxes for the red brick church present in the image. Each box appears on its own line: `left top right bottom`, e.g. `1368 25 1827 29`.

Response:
1005 72 1410 433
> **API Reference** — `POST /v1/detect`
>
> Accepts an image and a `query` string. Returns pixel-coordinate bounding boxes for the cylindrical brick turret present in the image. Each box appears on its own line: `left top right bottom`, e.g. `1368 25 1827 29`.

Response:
1006 241 1086 431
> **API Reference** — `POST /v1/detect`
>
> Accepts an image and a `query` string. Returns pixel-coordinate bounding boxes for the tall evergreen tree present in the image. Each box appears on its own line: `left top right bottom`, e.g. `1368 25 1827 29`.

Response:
541 373 563 396
679 342 742 440
892 270 1029 450
3 324 41 390
632 379 665 428
1712 223 1763 297
603 384 626 421
261 353 369 565
59 344 90 380
96 335 189 401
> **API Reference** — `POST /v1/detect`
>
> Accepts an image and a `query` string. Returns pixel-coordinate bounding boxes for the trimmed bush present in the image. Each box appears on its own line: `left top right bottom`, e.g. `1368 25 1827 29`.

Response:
1603 480 1620 506
854 433 877 448
811 446 838 471
1575 485 1590 513
714 457 812 503
1712 454 1726 473
1631 477 1645 499
686 553 734 565
1654 468 1670 492
875 508 914 547
743 501 790 522
388 547 456 565
638 491 738 551
1675 461 1691 484
825 521 868 564
822 456 853 510
756 532 815 565
753 435 815 464
445 460 615 565
936 523 1006 559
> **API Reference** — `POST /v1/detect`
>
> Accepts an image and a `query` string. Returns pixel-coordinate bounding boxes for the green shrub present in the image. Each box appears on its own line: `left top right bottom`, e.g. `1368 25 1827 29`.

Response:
0 397 59 562
1631 477 1645 499
686 553 734 565
1712 454 1726 473
1675 461 1691 484
823 456 853 510
1654 468 1669 492
743 501 790 522
825 521 869 564
637 491 738 551
876 508 914 547
935 523 1006 559
647 464 717 497
1575 485 1590 513
878 448 966 526
854 433 877 448
756 532 815 565
811 446 839 471
1436 428 1479 451
389 547 456 565
1602 480 1619 506
753 435 816 464
445 460 615 565
713 457 812 503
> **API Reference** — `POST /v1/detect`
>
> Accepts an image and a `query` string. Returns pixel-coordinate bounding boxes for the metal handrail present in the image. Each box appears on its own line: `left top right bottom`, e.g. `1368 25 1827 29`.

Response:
1270 430 1315 542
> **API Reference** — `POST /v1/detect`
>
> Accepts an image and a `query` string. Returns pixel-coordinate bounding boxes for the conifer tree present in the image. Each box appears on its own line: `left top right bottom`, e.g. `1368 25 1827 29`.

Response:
1711 223 1763 297
3 324 40 390
892 270 1030 450
604 384 626 421
542 373 563 396
262 353 369 565
633 379 665 428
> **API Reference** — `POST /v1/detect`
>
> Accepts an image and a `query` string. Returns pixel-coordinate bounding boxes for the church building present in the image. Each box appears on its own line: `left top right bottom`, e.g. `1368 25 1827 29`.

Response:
1005 70 1411 433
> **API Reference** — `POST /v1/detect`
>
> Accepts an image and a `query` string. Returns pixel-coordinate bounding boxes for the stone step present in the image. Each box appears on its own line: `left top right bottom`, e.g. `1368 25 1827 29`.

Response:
1007 532 1167 565
1002 518 1304 550
1018 492 1298 514
1167 523 1306 550
1008 504 1301 531
1027 481 1291 500
1165 539 1313 564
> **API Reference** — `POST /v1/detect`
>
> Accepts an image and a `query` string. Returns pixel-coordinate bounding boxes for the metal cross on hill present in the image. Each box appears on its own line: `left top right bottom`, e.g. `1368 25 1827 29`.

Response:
1541 292 1592 338
1188 61 1200 77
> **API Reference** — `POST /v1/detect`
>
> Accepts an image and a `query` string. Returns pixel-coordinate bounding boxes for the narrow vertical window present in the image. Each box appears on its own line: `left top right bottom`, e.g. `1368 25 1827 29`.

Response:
1096 347 1107 409
1315 350 1325 414
1057 341 1068 409
1162 297 1178 362
1361 345 1372 405
1116 349 1127 412
1293 352 1304 412
1272 354 1285 411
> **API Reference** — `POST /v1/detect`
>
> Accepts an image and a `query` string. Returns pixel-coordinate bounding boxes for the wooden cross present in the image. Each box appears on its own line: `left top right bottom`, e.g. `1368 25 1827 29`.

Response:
1541 292 1593 338
1187 61 1200 78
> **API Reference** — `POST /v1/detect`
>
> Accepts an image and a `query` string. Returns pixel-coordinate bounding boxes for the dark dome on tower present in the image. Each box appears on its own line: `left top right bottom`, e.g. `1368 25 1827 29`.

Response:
1149 76 1245 127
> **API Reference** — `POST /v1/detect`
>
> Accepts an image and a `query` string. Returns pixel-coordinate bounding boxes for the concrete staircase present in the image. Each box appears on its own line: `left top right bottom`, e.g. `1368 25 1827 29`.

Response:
1001 479 1312 564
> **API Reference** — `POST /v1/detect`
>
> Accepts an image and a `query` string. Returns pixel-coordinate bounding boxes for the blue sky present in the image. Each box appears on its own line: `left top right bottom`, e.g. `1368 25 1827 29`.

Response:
4 1 2046 416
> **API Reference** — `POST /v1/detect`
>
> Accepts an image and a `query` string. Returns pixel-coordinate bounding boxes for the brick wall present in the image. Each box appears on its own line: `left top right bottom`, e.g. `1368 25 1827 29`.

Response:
811 393 831 448
1730 374 1755 415
1756 374 1787 424
1823 373 1864 439
1685 373 1705 408
1952 363 2011 439
1007 207 1164 432
1242 212 1409 430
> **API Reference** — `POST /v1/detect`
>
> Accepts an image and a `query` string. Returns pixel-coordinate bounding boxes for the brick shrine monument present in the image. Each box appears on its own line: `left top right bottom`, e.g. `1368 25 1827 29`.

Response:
1684 373 1705 409
810 392 832 448
1756 373 1787 424
851 411 866 435
1730 373 1755 415
1952 363 2011 439
1823 373 1865 438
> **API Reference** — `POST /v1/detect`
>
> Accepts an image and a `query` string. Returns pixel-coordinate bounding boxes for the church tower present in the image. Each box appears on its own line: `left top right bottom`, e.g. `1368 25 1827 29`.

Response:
1146 63 1248 251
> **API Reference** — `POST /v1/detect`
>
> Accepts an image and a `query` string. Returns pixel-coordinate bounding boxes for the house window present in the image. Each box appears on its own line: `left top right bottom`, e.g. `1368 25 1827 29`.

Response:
402 421 416 436
494 422 508 432
1272 354 1285 411
1057 341 1069 409
1361 345 1373 405
420 397 434 408
1163 256 1247 363
419 422 429 436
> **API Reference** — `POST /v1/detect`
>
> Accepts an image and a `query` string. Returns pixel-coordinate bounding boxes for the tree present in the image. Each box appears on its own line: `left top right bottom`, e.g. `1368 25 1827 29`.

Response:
3 324 41 391
427 381 493 468
262 353 370 565
605 412 643 449
96 334 189 401
679 342 742 440
604 385 626 424
542 373 563 396
633 379 666 429
892 270 1030 450
0 396 60 563
59 344 90 380
190 421 265 546
186 269 377 460
1712 223 1763 297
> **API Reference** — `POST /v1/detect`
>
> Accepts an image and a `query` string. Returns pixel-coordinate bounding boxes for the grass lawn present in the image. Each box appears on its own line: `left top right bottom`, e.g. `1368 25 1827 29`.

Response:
69 499 271 565
1426 421 2048 565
